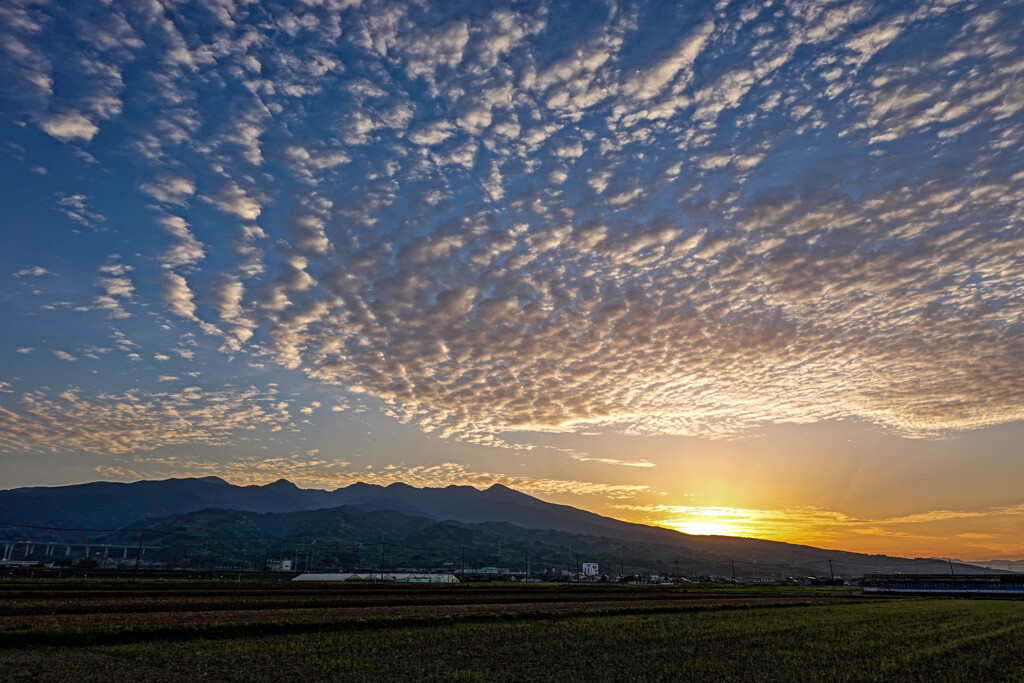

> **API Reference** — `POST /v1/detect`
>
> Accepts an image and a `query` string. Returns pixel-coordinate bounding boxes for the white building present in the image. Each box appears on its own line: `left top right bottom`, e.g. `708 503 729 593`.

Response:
292 572 460 583
267 559 293 572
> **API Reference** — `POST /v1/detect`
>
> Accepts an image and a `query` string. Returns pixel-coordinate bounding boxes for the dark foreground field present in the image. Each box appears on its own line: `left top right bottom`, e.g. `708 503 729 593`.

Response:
2 581 1024 681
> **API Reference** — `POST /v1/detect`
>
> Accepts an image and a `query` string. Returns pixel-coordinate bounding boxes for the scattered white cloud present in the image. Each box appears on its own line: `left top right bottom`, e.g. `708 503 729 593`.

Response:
56 194 105 231
39 111 98 142
161 272 199 320
0 385 296 455
620 20 713 102
140 174 195 205
570 454 656 468
408 120 455 146
207 180 261 221
158 215 205 268
1 0 1022 462
13 266 53 278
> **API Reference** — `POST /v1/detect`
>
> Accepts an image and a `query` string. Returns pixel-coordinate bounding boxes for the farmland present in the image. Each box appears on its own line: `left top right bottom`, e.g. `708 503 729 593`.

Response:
3 580 1024 681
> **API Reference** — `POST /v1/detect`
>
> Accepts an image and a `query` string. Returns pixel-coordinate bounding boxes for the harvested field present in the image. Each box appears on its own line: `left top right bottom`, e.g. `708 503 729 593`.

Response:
0 580 855 640
2 581 1024 681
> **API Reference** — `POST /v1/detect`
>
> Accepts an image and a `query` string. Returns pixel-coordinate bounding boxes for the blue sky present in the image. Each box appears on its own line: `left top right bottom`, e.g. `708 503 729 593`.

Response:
2 0 1024 559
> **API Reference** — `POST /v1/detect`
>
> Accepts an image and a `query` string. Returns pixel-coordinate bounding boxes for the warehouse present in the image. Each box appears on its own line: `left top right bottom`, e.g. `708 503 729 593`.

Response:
862 574 1024 595
292 572 459 583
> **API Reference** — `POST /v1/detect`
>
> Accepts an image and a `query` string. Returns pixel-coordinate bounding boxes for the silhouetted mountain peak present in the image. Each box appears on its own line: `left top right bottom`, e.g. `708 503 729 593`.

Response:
337 482 377 493
484 483 532 500
263 478 299 490
0 476 992 576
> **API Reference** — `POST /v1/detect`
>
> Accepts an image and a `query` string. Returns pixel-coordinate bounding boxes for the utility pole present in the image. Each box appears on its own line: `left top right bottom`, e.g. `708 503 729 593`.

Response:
379 536 386 581
525 551 530 578
133 529 145 581
575 553 580 581
828 559 834 582
948 558 955 576
461 546 465 584
674 559 679 579
619 547 624 576
731 560 736 581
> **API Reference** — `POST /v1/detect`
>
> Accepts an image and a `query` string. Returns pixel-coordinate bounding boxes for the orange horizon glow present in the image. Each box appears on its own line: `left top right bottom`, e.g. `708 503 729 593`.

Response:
83 467 1024 562
606 503 1024 563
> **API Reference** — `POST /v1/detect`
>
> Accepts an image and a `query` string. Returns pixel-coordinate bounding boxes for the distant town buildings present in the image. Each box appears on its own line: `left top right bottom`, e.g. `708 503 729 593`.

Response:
293 572 459 584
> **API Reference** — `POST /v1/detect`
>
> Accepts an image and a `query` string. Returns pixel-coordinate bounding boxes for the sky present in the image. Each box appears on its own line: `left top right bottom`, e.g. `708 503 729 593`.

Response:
1 0 1023 562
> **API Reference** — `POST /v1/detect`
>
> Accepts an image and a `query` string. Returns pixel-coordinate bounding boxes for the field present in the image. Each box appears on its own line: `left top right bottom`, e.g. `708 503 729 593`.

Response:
3 580 1024 681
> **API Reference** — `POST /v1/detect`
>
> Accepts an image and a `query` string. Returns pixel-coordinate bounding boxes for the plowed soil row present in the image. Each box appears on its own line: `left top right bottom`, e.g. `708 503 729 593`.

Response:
0 589 765 616
0 594 840 633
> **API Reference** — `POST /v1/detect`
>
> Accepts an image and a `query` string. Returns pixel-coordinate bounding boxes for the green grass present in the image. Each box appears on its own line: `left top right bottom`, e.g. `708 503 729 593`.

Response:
4 599 1024 681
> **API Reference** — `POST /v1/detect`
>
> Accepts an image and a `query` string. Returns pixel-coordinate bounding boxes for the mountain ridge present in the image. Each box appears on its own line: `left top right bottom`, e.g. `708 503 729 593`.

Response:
0 477 1003 576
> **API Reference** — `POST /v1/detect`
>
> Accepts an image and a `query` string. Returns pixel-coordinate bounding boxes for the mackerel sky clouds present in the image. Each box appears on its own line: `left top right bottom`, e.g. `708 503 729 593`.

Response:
2 0 1023 559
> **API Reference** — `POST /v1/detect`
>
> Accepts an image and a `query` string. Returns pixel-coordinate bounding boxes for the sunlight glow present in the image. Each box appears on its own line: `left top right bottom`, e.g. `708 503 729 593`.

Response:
667 520 751 537
658 507 759 538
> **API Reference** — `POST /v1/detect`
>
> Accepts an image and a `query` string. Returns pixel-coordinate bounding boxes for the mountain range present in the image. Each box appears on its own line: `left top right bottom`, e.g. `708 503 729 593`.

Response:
0 477 999 578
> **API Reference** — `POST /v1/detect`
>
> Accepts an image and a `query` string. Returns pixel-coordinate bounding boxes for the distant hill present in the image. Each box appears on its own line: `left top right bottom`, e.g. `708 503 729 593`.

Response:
0 477 708 544
0 477 999 578
0 477 335 530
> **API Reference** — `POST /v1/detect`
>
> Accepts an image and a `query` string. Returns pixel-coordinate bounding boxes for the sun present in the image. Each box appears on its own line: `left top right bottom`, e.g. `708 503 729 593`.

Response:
650 506 758 538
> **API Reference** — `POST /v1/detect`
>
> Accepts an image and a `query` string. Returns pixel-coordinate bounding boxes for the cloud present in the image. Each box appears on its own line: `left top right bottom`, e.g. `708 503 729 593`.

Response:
39 111 98 142
140 174 195 205
207 181 261 220
285 145 350 184
161 272 199 320
13 266 54 277
94 264 134 319
5 0 1024 457
0 385 296 455
233 225 267 278
620 20 713 102
570 454 656 468
408 120 455 146
98 262 131 276
211 275 256 350
403 20 469 84
158 215 205 268
56 194 106 231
